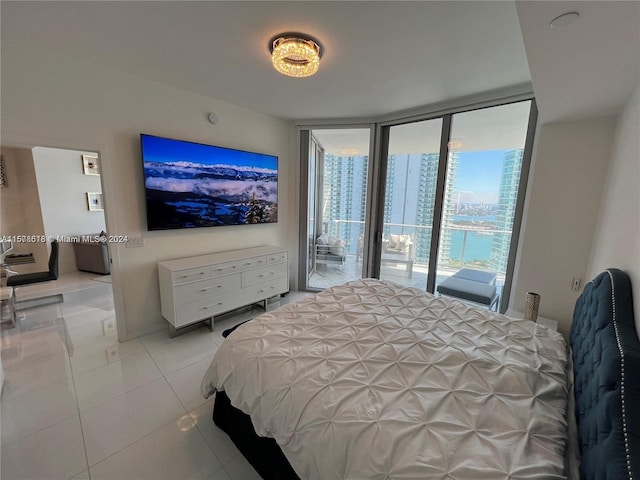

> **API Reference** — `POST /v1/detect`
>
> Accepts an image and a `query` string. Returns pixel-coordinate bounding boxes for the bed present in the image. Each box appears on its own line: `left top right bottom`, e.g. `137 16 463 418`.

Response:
201 270 639 479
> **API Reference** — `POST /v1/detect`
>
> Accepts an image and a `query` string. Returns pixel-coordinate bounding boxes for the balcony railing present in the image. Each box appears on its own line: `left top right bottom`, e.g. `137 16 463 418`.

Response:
321 219 513 275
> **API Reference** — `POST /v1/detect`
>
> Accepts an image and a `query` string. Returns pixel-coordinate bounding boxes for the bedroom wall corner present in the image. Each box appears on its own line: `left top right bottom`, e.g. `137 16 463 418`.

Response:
512 116 616 336
586 84 640 338
1 42 295 341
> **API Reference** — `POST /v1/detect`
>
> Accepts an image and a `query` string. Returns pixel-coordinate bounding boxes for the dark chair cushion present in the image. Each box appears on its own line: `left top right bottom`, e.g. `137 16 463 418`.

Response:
6 240 59 287
453 268 496 284
7 271 57 286
436 277 497 305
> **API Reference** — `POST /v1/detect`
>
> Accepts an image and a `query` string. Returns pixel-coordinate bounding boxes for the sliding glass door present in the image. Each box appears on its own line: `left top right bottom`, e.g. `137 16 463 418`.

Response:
377 118 443 288
302 128 372 290
300 99 536 310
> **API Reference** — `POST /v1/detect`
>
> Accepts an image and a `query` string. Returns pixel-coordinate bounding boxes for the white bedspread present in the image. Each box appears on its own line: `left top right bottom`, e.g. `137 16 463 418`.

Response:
202 279 569 479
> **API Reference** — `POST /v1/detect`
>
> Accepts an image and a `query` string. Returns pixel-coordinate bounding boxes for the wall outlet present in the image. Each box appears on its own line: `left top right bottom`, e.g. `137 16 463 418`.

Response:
103 318 117 335
126 236 144 248
105 345 119 363
571 276 582 291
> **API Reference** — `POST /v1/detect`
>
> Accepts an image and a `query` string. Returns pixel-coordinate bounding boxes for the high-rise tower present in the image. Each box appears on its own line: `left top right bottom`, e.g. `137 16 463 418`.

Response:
490 149 524 273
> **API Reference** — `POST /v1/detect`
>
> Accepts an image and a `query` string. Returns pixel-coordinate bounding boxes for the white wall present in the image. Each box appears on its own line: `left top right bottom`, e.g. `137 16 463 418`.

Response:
587 85 640 335
32 147 106 274
512 116 616 336
2 43 295 340
0 147 49 274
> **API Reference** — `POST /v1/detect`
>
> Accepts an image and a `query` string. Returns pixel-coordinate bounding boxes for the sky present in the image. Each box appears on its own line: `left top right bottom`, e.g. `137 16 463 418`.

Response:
454 149 508 204
141 134 277 170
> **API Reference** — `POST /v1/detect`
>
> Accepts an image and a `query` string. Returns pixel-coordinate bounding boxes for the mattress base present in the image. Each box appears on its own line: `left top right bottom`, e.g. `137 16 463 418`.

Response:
213 390 300 480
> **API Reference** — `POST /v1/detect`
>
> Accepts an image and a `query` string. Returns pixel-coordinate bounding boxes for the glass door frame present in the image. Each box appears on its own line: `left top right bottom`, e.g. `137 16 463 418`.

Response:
368 116 452 293
297 124 376 292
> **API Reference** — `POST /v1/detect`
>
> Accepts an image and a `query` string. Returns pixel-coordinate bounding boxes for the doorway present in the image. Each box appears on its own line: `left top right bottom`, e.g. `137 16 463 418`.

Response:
0 145 117 340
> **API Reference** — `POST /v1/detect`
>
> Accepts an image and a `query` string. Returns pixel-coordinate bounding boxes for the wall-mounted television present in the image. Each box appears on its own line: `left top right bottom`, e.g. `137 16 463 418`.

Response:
140 134 278 231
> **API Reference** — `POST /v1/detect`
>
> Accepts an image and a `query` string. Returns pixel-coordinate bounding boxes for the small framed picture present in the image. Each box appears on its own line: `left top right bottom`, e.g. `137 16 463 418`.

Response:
87 192 104 211
82 154 100 175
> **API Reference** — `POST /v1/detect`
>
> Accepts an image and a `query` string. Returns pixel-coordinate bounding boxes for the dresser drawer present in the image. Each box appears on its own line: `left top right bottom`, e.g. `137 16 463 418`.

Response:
236 255 267 271
210 256 267 277
246 276 288 300
174 273 241 306
173 266 211 285
159 247 290 332
266 251 288 265
242 262 288 287
175 292 242 328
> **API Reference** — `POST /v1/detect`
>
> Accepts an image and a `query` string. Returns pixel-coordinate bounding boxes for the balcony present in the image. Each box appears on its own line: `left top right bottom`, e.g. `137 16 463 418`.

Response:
309 219 511 302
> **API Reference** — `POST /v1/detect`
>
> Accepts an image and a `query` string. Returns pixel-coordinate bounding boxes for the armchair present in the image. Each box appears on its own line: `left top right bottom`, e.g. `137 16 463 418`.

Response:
315 234 346 270
355 234 415 278
381 234 415 278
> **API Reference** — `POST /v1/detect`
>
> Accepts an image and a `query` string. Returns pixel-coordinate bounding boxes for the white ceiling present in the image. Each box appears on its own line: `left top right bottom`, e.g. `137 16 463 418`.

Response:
517 1 639 123
1 1 638 124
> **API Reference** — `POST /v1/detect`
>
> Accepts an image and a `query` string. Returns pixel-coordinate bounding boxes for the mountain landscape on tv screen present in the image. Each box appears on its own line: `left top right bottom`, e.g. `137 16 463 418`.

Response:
144 160 278 230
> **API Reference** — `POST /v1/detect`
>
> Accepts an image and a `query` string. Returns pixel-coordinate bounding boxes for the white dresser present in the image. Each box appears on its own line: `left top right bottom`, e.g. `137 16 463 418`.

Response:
158 246 289 334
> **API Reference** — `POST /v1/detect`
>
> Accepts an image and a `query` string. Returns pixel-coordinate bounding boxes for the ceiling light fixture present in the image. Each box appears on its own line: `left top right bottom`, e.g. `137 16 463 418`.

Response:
269 33 322 78
549 11 580 28
341 148 358 156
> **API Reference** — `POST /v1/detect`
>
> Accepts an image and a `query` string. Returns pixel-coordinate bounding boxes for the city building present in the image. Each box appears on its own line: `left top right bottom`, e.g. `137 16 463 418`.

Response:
490 149 525 273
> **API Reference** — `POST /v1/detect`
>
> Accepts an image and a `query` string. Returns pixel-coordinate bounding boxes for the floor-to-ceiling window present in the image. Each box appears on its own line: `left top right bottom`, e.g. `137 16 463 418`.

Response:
299 99 536 310
435 101 534 305
377 118 443 288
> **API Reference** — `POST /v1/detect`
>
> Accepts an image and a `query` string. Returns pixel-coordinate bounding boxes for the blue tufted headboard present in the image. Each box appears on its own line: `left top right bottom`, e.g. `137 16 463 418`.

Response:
570 268 640 479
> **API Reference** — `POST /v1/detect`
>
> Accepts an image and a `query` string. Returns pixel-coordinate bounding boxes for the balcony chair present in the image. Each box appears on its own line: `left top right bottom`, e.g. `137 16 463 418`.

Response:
357 234 415 278
7 240 62 309
315 234 346 270
381 234 415 278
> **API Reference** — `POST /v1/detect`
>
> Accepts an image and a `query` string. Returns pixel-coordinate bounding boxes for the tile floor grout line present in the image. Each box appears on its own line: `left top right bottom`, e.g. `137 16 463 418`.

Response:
141 319 243 475
61 286 94 480
84 402 192 471
1 273 263 479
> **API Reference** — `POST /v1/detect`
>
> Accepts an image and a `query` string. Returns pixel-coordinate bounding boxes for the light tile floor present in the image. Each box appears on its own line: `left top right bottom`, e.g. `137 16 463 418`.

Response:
0 272 307 480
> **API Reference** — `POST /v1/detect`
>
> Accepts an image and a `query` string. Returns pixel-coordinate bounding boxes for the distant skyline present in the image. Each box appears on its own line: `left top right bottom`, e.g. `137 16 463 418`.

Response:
454 149 509 204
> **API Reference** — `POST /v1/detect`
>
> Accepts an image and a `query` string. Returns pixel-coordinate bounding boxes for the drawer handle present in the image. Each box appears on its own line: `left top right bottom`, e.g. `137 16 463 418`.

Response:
258 289 264 293
200 288 208 292
178 271 203 278
258 274 265 278
232 266 237 269
215 268 223 272
245 262 252 266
